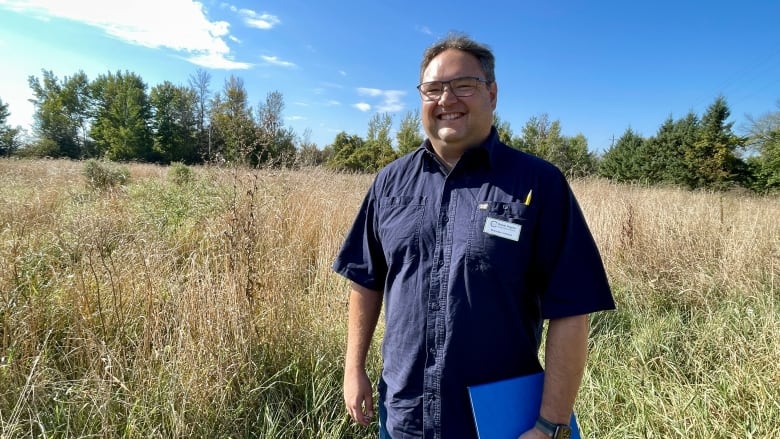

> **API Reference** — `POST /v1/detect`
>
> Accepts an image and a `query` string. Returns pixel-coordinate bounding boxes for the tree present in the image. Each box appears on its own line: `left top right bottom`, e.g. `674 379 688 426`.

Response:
0 98 22 156
365 113 397 170
396 109 424 155
209 75 257 164
188 68 212 161
514 113 595 176
327 131 367 172
28 70 89 158
256 90 296 166
599 128 648 182
686 96 745 189
89 71 153 161
150 81 198 163
744 104 780 192
493 113 514 146
645 114 699 185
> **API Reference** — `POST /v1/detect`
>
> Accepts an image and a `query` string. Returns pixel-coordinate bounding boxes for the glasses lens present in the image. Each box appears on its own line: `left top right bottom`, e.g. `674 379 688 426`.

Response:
450 78 477 97
418 77 484 100
419 82 443 99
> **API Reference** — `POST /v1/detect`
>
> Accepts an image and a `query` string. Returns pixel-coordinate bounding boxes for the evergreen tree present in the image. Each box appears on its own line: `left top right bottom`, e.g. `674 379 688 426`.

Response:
686 96 745 189
599 128 647 182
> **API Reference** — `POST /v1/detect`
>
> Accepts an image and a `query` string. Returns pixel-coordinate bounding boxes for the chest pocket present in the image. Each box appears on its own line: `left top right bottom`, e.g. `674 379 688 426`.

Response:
468 201 530 272
377 196 426 264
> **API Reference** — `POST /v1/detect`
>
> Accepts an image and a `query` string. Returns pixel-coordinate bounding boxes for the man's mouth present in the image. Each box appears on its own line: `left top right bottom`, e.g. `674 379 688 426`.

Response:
438 112 464 121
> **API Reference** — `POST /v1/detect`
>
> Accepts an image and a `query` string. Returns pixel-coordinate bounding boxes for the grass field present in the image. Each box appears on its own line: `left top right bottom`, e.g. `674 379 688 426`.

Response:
1 159 778 438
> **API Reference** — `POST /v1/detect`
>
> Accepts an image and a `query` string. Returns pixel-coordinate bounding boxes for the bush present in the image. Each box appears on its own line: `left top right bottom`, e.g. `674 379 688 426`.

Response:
168 162 195 186
82 159 130 190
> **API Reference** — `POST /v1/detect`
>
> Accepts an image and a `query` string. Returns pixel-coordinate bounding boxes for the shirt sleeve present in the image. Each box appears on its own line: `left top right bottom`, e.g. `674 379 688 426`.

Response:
332 182 388 292
535 171 615 319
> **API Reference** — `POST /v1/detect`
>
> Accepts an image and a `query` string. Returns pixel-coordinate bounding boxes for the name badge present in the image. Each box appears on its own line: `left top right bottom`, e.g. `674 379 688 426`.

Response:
483 217 521 241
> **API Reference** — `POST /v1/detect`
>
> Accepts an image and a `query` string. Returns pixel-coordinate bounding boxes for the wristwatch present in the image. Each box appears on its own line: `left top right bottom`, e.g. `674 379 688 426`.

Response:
534 415 572 439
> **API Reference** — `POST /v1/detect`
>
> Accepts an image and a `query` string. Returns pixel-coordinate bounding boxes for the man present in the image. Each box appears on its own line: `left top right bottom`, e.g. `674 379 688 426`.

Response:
333 33 615 439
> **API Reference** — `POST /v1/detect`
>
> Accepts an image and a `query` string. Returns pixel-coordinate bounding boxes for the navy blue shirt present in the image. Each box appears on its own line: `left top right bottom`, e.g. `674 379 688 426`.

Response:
333 128 614 439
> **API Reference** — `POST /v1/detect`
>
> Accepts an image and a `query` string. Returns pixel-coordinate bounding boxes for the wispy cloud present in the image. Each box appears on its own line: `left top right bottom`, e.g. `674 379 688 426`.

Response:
353 102 372 112
0 0 251 69
416 25 433 36
356 88 406 112
236 8 281 30
261 55 296 68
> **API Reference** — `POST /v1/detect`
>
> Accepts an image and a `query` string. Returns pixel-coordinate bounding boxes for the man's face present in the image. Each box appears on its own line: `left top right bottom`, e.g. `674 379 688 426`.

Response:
420 49 497 160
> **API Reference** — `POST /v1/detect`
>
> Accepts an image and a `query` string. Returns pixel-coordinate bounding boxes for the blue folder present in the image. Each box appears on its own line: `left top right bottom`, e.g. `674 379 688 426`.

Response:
468 372 581 439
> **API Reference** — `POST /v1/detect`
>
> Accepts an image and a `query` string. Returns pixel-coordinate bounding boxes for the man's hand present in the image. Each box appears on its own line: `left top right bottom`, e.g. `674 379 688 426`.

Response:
344 366 374 426
518 427 549 439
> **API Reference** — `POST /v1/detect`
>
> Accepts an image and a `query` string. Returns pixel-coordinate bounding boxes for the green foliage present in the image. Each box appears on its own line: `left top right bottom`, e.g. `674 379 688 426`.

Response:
82 159 130 190
89 71 154 161
684 96 745 189
209 75 258 164
396 109 424 155
599 128 649 182
514 113 596 177
0 97 22 156
150 81 198 164
745 108 780 192
327 114 397 173
27 70 89 158
168 162 195 186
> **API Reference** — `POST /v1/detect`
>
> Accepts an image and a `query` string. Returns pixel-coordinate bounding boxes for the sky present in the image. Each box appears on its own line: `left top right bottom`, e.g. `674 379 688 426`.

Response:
1 0 779 153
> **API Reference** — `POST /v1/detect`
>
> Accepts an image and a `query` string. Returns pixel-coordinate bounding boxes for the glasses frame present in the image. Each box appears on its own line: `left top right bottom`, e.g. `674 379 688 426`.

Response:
416 76 491 101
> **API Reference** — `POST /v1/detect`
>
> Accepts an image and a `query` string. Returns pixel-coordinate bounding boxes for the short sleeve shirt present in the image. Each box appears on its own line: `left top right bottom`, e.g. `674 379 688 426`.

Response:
333 129 615 439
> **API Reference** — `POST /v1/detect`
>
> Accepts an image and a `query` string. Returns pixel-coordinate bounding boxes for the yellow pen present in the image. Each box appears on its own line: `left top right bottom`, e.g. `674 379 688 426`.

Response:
524 189 533 206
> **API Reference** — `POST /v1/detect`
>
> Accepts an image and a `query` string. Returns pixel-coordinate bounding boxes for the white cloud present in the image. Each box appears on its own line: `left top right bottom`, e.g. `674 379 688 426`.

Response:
326 100 341 106
0 0 248 69
261 55 296 68
286 115 306 121
237 8 280 30
356 88 406 113
416 25 433 36
353 103 372 112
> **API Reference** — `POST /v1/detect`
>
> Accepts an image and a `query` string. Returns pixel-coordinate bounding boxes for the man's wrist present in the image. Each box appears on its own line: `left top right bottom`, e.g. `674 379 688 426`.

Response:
534 415 572 439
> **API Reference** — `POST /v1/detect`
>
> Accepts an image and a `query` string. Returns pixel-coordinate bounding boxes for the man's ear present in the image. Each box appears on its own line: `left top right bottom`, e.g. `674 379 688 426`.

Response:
489 81 498 109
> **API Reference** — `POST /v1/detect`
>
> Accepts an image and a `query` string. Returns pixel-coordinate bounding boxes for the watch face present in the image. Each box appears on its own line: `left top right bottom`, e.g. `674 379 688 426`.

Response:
555 426 572 439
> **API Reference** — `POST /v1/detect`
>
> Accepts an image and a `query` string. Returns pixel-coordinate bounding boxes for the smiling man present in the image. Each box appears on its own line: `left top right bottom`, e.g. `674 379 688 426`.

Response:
334 33 615 439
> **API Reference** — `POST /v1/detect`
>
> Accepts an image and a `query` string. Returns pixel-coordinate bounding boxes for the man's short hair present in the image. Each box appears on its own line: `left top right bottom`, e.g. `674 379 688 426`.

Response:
420 32 496 83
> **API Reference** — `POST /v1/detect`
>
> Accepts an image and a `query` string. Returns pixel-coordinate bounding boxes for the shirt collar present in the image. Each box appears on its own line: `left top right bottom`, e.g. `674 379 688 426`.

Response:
420 127 498 173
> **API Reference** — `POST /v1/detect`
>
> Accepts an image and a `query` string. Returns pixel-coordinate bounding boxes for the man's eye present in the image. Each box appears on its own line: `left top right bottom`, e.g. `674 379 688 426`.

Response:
424 86 443 94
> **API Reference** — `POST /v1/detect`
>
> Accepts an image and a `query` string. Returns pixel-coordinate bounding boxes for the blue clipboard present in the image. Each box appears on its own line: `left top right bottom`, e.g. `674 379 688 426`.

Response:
468 372 581 439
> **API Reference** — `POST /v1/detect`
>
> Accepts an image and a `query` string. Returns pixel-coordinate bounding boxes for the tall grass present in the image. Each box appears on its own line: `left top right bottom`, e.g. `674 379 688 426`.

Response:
1 159 778 438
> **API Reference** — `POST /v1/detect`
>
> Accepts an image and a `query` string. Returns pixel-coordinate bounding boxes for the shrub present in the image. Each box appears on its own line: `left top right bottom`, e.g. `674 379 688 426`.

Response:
168 162 194 186
82 159 130 190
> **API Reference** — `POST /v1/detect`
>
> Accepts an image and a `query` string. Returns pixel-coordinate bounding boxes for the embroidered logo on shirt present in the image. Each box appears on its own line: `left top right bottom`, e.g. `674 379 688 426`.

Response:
483 217 521 241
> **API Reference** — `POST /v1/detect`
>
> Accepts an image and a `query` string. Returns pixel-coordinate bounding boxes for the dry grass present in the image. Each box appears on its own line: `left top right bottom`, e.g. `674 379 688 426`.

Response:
0 159 778 438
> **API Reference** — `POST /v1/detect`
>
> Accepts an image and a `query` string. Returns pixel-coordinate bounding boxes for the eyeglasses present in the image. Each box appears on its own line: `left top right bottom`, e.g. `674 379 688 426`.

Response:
416 76 491 101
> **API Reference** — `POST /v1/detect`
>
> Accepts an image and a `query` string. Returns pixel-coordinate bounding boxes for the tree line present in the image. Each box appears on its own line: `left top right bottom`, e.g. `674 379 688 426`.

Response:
0 69 778 192
0 69 297 166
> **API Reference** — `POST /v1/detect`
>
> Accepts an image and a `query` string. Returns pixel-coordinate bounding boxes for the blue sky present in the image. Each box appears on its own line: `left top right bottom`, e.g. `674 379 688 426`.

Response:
1 0 779 152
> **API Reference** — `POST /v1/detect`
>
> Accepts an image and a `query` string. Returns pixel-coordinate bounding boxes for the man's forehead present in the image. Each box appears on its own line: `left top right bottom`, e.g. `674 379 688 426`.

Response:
422 50 484 80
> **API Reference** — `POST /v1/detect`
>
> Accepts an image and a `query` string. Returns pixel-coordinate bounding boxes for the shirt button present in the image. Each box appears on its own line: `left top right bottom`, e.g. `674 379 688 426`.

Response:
442 215 449 223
